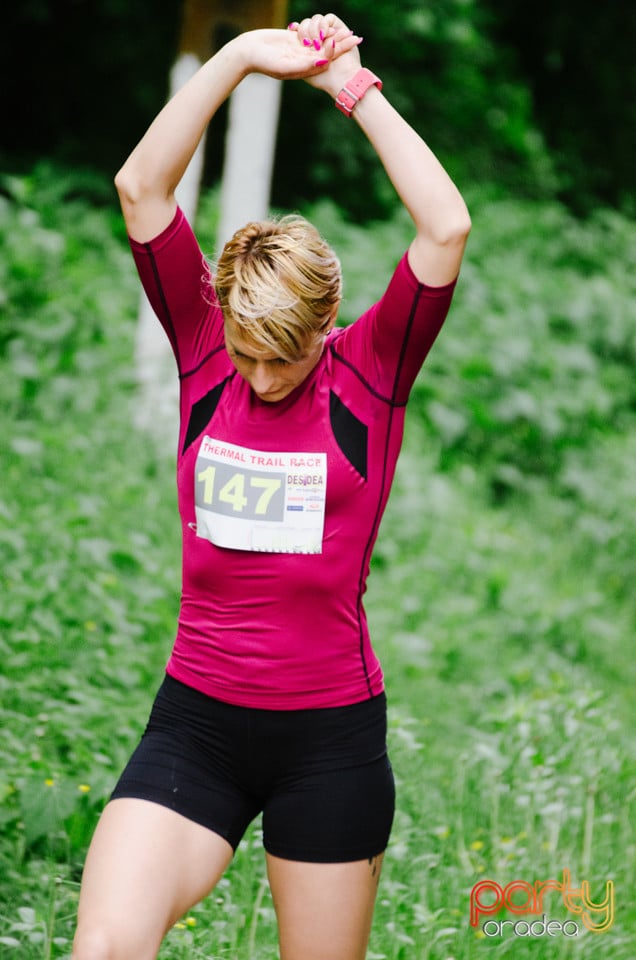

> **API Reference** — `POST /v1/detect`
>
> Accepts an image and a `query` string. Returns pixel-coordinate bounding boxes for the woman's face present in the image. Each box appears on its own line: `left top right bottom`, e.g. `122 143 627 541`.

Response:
224 324 325 403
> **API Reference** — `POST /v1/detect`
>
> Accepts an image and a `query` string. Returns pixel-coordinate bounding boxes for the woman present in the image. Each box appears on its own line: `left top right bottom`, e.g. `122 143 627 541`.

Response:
72 12 470 960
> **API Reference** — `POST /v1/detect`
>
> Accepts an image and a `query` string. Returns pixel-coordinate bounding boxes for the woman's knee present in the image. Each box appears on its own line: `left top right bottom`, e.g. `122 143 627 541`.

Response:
72 925 115 960
72 919 160 960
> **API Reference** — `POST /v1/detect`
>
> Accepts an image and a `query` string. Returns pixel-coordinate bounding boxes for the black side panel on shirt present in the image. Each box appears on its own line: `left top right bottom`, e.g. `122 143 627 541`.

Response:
329 391 368 480
182 379 230 455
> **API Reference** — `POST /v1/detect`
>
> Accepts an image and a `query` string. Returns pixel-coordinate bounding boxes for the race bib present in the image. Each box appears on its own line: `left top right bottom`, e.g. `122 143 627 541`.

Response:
194 437 327 553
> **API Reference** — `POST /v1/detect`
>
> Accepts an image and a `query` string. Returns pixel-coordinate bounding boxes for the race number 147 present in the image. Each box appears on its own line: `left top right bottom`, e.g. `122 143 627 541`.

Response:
197 466 282 516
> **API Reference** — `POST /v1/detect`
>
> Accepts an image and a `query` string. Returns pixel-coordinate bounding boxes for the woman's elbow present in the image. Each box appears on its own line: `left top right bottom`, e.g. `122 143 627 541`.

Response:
114 165 140 207
457 208 472 240
419 199 471 249
440 205 472 246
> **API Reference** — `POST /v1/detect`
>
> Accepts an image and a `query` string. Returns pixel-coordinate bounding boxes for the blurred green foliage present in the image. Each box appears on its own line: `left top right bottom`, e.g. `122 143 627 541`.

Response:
280 0 559 217
2 0 633 215
485 0 636 214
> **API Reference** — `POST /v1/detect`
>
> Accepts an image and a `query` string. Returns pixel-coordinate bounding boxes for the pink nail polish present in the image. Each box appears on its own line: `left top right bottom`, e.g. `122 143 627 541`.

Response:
315 59 329 67
288 21 298 30
303 38 311 47
313 38 321 50
320 30 325 42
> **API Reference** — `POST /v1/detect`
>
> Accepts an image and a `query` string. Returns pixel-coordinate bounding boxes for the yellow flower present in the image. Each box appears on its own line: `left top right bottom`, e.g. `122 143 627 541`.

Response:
173 922 186 931
78 784 91 794
185 917 197 927
470 840 484 851
45 778 55 787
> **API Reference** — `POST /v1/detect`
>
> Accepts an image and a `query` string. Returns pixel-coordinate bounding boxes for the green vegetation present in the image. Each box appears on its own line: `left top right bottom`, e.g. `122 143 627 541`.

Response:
1 165 635 958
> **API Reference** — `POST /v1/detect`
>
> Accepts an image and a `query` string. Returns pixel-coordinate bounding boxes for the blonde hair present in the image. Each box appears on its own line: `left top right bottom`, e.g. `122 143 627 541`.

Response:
214 215 342 362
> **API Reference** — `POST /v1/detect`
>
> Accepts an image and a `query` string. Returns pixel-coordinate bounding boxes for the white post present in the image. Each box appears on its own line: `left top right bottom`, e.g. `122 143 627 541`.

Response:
133 63 282 440
217 74 283 251
134 54 205 437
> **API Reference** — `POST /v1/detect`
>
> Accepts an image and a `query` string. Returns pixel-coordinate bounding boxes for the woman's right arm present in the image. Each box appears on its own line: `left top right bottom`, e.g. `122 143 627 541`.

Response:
114 40 246 243
115 26 361 243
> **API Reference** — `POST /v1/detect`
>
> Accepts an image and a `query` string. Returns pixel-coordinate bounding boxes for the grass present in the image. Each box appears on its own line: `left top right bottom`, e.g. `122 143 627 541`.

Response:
1 165 635 957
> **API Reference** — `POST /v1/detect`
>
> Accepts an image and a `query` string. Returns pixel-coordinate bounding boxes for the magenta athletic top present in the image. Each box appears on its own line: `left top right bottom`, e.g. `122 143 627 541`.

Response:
130 208 456 709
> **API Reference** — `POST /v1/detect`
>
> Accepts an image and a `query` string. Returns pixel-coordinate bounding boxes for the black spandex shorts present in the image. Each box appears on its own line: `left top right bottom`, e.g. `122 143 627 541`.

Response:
111 675 395 863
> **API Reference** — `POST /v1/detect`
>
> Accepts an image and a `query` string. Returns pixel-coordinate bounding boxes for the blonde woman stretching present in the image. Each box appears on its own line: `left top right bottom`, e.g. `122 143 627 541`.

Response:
72 12 470 960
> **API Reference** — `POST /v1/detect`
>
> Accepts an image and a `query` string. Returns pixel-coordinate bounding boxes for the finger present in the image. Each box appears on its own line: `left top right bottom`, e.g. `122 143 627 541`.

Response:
312 36 362 73
310 13 325 35
296 18 324 52
296 17 315 38
331 32 364 57
324 12 347 30
312 13 339 44
333 26 355 42
298 14 336 44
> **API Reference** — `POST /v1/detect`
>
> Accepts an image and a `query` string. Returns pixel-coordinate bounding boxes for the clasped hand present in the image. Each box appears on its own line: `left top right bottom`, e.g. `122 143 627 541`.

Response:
240 13 363 97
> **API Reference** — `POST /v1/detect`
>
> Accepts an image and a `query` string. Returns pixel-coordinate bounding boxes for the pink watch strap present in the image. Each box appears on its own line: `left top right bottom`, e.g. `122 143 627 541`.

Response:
335 68 383 117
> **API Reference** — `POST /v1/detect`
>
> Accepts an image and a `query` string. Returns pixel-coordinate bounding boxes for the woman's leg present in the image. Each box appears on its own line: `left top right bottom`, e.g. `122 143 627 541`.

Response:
266 852 384 960
72 797 234 960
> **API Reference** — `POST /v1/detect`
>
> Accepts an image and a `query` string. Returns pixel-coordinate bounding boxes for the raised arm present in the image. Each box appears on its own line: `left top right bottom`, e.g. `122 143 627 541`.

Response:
295 14 471 286
114 25 362 242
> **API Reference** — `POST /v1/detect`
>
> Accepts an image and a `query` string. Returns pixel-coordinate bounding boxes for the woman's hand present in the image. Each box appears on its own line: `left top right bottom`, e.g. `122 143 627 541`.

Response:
237 14 362 93
289 13 363 96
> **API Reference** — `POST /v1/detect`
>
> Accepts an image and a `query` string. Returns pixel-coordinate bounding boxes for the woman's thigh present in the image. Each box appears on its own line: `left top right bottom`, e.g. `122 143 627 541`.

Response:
262 693 395 863
73 797 233 960
267 852 384 960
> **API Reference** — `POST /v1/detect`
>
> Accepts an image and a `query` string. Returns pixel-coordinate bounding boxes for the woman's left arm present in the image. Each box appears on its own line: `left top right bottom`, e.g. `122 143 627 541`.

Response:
352 90 471 286
296 15 471 286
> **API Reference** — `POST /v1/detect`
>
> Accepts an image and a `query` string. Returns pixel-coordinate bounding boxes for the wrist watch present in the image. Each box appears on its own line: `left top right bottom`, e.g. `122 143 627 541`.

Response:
335 67 383 117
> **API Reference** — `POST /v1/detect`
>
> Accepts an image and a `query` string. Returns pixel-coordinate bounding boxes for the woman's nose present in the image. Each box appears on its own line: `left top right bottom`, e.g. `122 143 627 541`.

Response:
251 362 276 394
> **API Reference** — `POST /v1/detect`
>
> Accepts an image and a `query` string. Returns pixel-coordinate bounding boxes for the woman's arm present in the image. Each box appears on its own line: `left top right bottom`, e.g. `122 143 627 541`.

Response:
297 14 471 287
115 25 360 242
353 92 471 286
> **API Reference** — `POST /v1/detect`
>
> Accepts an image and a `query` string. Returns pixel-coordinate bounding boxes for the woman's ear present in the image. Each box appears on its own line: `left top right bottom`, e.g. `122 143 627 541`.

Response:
324 302 340 332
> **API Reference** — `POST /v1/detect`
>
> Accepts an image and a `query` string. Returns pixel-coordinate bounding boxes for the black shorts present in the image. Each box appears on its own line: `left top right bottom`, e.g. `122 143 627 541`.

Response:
111 675 395 863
